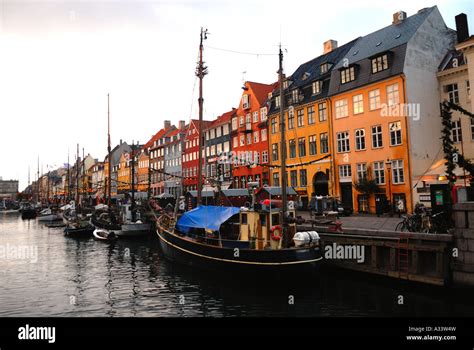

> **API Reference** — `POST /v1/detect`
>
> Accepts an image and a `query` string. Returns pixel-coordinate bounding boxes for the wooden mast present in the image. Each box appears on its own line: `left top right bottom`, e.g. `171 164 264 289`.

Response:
107 93 112 206
196 28 208 206
278 45 287 225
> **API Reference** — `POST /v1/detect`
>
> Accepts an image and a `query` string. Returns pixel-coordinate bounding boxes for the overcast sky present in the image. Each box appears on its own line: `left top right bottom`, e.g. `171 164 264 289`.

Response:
1 0 473 191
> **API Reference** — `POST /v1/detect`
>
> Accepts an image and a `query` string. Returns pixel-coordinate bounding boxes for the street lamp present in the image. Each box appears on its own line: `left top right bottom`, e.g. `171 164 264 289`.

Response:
385 158 393 217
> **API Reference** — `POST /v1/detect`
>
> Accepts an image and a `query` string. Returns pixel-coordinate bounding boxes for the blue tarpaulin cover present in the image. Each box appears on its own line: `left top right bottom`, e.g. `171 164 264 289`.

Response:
176 206 240 234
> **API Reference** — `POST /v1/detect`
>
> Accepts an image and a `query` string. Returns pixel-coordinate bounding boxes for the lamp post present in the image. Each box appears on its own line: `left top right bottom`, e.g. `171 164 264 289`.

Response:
385 158 393 217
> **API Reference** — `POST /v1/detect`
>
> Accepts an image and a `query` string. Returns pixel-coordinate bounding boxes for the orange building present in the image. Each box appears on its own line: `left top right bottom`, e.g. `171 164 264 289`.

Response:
117 152 131 194
137 150 149 193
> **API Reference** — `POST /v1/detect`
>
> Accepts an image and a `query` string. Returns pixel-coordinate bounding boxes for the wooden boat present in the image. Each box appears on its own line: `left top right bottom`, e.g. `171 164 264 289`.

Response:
21 207 37 220
155 204 322 274
38 208 62 222
93 228 118 241
45 222 66 228
64 222 95 237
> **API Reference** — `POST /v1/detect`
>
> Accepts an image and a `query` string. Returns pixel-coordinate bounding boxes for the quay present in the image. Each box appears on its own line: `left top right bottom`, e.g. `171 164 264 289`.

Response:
298 202 474 287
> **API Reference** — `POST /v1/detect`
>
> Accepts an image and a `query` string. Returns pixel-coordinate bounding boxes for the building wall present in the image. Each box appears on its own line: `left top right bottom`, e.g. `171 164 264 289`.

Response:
183 121 202 192
0 180 19 200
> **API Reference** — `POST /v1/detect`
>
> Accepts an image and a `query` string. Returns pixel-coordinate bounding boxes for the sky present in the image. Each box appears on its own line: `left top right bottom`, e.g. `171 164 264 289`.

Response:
0 0 473 191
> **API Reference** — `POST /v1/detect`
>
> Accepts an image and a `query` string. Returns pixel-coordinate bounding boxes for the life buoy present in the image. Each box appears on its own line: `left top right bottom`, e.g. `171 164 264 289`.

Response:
270 225 282 241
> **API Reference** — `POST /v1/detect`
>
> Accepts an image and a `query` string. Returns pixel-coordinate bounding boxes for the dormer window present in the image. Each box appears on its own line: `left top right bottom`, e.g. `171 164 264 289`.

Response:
320 63 330 74
242 94 250 109
275 96 280 108
283 80 289 89
371 54 389 74
291 89 299 102
340 66 355 84
312 81 322 95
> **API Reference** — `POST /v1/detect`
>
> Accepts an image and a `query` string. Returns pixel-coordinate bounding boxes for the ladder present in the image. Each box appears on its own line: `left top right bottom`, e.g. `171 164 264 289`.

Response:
398 232 410 279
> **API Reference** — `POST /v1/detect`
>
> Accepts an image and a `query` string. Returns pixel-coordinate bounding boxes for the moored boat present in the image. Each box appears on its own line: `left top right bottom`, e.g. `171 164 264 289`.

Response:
64 222 95 238
38 208 62 222
93 228 118 241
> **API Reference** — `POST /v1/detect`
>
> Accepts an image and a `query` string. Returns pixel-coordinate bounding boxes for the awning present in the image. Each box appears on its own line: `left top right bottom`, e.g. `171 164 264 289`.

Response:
176 206 240 234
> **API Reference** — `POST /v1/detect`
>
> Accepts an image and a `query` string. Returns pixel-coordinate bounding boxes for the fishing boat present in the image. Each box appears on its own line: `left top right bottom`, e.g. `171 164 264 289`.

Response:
64 221 95 238
93 228 118 241
37 208 62 222
21 204 37 220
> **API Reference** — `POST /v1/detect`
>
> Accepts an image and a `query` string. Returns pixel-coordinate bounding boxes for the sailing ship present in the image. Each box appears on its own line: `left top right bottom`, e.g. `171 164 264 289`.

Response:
154 29 322 274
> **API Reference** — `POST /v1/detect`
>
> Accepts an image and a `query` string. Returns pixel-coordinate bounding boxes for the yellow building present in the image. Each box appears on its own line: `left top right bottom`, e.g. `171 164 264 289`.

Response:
117 152 131 194
268 39 357 208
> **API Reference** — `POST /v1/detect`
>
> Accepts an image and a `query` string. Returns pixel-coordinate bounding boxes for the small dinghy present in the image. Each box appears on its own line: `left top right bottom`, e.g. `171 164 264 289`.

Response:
93 228 118 242
64 222 95 238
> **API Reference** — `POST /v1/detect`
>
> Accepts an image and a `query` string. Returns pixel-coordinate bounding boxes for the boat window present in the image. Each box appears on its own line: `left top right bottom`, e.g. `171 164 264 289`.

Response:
271 213 279 224
260 214 266 226
241 213 248 224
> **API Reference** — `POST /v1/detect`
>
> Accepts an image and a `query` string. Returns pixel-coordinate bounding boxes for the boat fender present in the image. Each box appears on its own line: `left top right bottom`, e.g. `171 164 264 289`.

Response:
270 225 282 241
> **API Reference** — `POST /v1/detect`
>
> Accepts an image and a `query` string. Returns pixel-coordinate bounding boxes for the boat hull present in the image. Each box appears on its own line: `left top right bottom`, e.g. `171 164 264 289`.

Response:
38 214 62 222
156 220 322 274
116 223 151 237
21 209 37 220
64 224 95 238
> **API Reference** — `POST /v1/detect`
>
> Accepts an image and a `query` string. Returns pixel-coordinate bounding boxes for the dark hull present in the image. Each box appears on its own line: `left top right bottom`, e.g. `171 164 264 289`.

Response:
90 216 121 230
64 225 95 238
156 221 322 275
21 209 37 220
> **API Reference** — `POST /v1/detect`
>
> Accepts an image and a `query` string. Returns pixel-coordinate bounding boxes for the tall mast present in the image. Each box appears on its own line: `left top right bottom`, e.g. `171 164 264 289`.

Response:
131 141 136 221
107 93 112 206
82 147 86 205
36 156 39 204
278 45 287 224
67 150 70 202
196 27 208 206
75 144 79 204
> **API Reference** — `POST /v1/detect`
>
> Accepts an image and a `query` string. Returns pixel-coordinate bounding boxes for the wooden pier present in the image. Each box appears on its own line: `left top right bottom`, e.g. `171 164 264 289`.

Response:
299 224 453 286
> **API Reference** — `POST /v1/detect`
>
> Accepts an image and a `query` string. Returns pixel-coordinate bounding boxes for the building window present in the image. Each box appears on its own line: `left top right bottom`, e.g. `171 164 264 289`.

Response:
273 172 280 187
353 94 364 114
337 131 350 153
253 111 259 123
309 135 317 155
232 117 238 130
320 63 329 74
290 170 298 187
240 135 245 146
288 109 295 129
446 83 459 104
271 117 278 134
289 139 296 158
356 163 367 181
339 165 352 178
467 80 471 98
300 169 307 187
239 116 244 127
335 99 348 119
369 89 381 110
389 121 402 146
371 54 388 73
298 137 306 157
471 118 474 141
260 107 267 121
223 124 229 135
275 96 280 108
254 151 260 165
307 106 315 125
320 133 329 153
291 89 299 103
312 81 322 95
246 133 252 145
340 66 355 84
373 161 385 185
392 160 404 184
272 144 279 161
387 83 400 106
297 109 304 127
452 120 462 143
371 125 383 148
254 131 259 143
261 129 267 141
318 102 327 121
242 94 250 108
262 151 269 164
355 129 366 150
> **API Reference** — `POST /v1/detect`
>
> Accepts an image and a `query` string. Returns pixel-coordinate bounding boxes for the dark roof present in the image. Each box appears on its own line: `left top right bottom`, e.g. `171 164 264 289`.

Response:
256 187 298 196
438 49 467 71
328 7 436 96
268 38 358 115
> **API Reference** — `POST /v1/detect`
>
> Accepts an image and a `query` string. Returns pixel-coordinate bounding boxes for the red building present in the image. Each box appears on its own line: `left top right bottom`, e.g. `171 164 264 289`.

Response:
231 81 274 188
182 119 211 193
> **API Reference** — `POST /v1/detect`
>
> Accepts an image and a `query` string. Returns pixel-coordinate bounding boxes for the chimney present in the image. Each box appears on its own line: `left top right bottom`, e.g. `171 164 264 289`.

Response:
455 13 470 43
323 40 338 54
120 139 122 145
164 120 171 129
179 120 186 130
392 11 407 25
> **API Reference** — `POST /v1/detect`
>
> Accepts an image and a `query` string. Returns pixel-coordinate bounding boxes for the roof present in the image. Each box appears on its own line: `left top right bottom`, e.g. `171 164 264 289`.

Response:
246 81 274 106
144 126 176 150
256 187 298 196
206 109 236 129
333 7 436 70
438 49 467 71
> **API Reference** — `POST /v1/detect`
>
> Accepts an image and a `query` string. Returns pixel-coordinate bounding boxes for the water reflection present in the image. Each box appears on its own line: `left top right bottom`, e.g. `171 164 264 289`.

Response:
0 214 472 317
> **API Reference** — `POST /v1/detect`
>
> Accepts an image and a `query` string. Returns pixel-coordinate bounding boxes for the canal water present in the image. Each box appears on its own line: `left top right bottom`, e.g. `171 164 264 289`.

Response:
0 213 472 317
